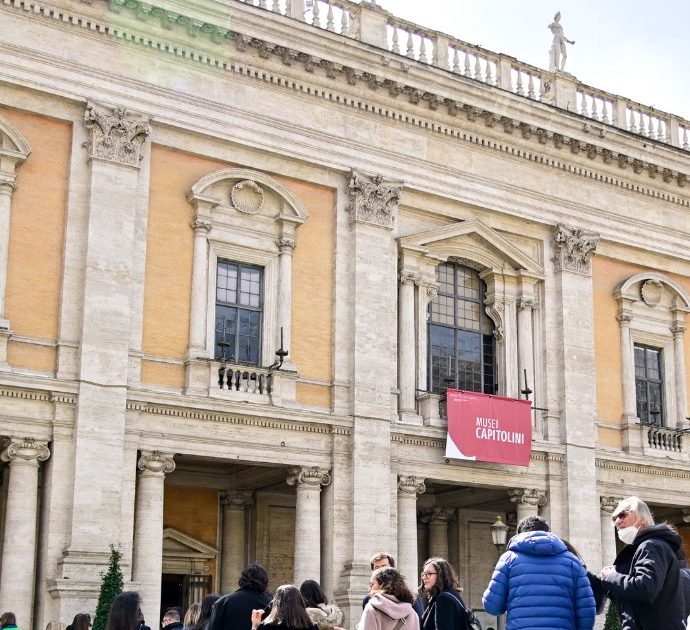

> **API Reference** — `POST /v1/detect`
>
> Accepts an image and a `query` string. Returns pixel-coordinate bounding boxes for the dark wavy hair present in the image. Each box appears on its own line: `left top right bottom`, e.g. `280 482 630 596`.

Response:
299 580 328 608
238 563 270 592
70 614 91 630
263 585 313 629
192 594 219 630
420 558 458 599
106 592 141 630
371 567 414 604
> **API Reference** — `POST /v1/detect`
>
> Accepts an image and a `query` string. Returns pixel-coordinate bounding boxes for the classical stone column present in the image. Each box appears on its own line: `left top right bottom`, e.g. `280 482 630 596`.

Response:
397 476 425 584
398 271 417 419
616 312 637 419
287 466 331 585
0 176 17 331
188 214 212 354
424 507 455 559
132 451 175 628
0 439 50 628
552 224 600 568
276 238 296 364
672 321 688 428
509 488 547 523
220 490 254 593
599 496 621 569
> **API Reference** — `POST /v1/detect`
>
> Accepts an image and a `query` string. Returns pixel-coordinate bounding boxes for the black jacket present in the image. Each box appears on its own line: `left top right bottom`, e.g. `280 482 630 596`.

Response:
600 524 686 630
208 588 273 630
421 587 469 630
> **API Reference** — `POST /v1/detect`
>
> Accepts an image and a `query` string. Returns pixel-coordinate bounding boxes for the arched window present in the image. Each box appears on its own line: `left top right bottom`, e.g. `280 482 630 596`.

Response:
428 262 495 394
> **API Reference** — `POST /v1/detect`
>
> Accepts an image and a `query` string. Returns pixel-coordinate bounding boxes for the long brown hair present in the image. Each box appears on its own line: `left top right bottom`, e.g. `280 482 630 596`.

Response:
419 557 459 599
371 567 414 604
70 614 91 630
263 585 313 629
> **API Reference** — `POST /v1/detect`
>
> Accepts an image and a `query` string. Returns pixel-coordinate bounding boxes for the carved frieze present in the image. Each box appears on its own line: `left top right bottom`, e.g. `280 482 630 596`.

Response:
552 224 599 275
348 170 403 229
83 104 150 167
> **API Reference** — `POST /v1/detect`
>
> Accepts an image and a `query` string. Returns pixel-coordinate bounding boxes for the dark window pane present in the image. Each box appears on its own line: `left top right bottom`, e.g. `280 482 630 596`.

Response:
634 344 664 426
429 325 455 394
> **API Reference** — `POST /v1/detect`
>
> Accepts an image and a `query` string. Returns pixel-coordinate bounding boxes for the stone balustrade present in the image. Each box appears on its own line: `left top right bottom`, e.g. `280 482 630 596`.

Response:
216 362 273 395
232 0 690 150
646 426 684 453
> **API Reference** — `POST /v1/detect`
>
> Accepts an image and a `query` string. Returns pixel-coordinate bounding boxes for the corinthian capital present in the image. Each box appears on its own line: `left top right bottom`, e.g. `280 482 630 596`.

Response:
286 465 331 488
552 224 599 276
190 214 212 232
0 175 18 194
509 488 547 507
137 450 176 475
422 506 456 524
348 170 403 229
221 490 254 511
1 438 50 464
276 238 296 252
83 103 151 167
398 475 426 496
600 496 622 515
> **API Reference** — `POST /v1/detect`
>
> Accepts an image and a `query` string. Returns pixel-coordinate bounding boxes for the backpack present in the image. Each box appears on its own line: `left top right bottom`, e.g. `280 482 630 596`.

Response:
443 590 482 630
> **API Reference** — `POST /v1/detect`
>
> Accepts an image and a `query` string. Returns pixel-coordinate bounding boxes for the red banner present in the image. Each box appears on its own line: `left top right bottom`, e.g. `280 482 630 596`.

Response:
445 389 532 467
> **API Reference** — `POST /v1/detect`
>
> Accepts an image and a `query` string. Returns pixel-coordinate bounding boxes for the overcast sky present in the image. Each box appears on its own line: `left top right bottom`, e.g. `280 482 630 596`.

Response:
374 0 690 121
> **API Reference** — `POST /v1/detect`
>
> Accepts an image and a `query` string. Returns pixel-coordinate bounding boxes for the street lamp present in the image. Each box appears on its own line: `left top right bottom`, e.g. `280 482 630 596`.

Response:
490 515 508 559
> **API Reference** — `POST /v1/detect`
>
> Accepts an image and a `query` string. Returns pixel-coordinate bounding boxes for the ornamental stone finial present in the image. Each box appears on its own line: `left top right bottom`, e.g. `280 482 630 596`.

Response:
348 170 403 229
83 103 151 167
552 224 599 275
137 450 176 475
1 438 50 464
286 465 331 488
398 475 426 496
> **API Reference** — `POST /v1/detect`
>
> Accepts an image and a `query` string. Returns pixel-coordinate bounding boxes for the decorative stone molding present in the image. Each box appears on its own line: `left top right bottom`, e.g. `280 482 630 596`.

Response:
421 506 456 524
221 489 254 510
398 475 426 495
640 279 664 307
615 313 633 325
672 323 686 337
348 170 402 229
552 224 599 275
508 488 547 507
399 270 419 285
276 238 296 252
1 439 50 464
485 301 505 342
190 215 212 232
83 103 151 167
0 176 17 194
230 180 265 215
517 297 535 310
137 450 176 474
599 496 622 514
286 465 332 488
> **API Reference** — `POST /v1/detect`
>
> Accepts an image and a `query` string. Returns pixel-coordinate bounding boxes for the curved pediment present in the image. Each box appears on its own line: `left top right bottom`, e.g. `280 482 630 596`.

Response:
614 272 690 310
189 168 309 222
399 219 543 276
0 114 31 168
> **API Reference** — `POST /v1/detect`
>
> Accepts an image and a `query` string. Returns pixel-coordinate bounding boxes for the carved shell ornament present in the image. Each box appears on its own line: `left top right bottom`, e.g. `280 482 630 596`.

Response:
641 279 663 307
230 180 264 214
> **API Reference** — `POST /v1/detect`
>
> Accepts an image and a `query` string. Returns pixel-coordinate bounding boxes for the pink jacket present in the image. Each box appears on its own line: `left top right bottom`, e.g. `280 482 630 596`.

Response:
357 594 420 630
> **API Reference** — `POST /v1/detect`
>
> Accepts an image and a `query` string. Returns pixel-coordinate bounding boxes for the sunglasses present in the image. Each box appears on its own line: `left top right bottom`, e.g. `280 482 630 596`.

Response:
611 510 630 523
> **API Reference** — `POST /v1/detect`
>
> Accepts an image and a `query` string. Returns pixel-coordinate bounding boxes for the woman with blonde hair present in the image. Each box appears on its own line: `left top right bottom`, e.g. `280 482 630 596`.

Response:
182 605 200 630
358 567 419 630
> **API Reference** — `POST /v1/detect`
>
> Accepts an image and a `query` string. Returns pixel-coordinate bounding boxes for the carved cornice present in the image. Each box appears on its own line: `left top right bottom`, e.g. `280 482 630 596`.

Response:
1 438 50 464
552 224 600 275
286 465 331 488
398 475 426 496
596 458 690 478
348 170 403 229
137 450 176 475
83 103 150 167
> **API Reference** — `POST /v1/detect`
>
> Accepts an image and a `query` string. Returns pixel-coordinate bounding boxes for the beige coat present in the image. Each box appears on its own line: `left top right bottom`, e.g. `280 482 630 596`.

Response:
357 594 420 630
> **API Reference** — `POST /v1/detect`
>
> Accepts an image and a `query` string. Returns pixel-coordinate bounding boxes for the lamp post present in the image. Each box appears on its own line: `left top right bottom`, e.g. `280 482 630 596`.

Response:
490 516 509 630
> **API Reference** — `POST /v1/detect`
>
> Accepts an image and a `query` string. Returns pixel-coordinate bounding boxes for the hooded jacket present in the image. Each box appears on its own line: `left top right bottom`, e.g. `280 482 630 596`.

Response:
358 593 420 630
306 603 344 630
482 530 595 630
601 524 686 630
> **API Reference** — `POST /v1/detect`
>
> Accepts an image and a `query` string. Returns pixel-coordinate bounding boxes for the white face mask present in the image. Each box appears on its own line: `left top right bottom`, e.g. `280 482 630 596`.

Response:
617 525 639 545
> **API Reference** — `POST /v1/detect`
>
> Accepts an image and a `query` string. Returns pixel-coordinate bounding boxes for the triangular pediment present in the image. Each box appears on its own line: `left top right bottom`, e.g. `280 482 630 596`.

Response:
399 219 543 275
162 527 217 557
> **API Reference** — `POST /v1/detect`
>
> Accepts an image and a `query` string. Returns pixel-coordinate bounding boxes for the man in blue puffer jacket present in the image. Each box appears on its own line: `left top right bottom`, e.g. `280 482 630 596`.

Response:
482 515 595 630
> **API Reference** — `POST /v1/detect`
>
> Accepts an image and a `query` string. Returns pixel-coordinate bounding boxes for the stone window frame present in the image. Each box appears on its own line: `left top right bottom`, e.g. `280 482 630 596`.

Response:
185 168 308 397
397 219 544 428
614 272 690 436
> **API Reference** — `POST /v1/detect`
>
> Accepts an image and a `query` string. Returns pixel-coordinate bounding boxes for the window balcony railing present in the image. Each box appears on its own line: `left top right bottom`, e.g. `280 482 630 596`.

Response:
217 363 273 394
645 425 684 453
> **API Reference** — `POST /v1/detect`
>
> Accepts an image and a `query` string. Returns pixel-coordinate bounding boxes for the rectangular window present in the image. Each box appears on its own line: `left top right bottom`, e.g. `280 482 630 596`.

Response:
215 260 263 365
634 344 664 426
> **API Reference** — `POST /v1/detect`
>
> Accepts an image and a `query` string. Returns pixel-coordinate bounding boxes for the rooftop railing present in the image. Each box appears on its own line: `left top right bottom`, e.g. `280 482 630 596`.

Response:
234 0 690 151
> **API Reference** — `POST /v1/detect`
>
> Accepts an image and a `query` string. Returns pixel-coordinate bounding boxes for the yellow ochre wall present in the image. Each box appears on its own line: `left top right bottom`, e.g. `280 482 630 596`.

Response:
142 145 335 407
593 256 690 448
1 106 70 373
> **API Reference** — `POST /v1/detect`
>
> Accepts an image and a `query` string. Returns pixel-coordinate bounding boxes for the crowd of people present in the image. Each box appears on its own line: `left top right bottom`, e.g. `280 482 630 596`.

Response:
3 495 688 630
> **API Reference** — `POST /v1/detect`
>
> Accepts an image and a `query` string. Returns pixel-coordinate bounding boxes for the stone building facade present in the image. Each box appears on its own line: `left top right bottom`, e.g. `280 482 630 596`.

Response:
0 1 689 629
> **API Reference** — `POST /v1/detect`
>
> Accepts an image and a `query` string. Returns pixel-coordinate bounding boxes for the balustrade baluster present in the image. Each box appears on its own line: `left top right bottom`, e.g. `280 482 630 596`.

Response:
406 31 415 59
312 0 321 27
392 25 400 54
651 117 659 140
527 73 535 99
682 127 689 150
515 69 523 95
341 9 350 36
628 110 636 133
474 54 481 80
419 36 427 63
272 0 280 12
463 52 471 76
326 1 334 31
